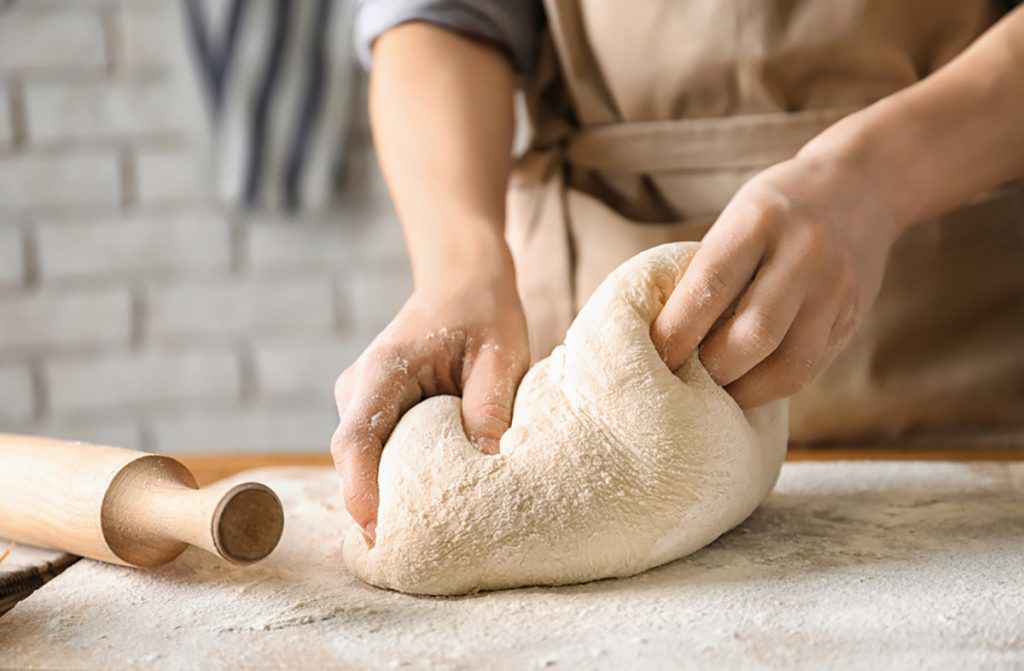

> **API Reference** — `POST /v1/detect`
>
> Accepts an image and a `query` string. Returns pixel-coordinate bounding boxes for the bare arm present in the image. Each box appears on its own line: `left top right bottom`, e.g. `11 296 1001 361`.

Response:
370 23 517 291
803 5 1024 226
653 7 1024 407
332 24 528 542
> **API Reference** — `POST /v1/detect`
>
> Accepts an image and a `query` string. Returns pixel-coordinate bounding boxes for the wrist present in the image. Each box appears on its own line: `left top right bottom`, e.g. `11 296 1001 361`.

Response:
797 111 915 240
408 221 516 293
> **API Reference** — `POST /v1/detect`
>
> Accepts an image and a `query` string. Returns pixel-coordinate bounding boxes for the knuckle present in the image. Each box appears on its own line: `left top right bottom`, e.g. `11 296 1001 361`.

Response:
684 262 731 307
330 421 381 460
789 360 817 390
509 349 532 377
343 495 373 526
795 225 830 259
329 426 356 460
730 375 775 408
777 351 819 395
829 305 858 350
469 399 513 431
481 398 513 421
740 182 792 226
735 311 783 355
830 253 856 292
702 265 730 295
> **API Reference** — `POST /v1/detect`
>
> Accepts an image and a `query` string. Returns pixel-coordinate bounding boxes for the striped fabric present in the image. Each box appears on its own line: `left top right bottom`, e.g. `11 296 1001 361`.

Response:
0 544 78 619
183 0 359 212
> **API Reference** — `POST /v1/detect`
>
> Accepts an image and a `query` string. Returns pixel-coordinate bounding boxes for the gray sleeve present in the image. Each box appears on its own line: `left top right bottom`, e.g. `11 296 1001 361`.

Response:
354 0 544 74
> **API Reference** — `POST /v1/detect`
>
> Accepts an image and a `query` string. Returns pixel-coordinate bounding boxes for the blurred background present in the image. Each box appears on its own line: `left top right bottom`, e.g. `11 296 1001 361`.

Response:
0 1 412 454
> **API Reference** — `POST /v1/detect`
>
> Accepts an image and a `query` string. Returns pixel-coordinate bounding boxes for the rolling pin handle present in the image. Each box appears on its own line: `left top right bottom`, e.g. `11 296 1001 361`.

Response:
208 482 285 565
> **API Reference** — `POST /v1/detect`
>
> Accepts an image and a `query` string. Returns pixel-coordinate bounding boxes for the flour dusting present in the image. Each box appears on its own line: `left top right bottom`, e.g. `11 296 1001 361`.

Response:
4 462 1024 670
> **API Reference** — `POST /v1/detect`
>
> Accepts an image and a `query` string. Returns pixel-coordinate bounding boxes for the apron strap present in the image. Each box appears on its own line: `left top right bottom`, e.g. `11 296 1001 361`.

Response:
566 107 860 173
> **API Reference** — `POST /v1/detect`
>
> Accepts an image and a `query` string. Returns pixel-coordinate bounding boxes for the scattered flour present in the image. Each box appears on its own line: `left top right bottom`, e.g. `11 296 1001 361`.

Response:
3 462 1023 670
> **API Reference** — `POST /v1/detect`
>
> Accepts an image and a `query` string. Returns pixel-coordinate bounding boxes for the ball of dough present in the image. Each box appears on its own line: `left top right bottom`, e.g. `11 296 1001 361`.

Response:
343 242 788 595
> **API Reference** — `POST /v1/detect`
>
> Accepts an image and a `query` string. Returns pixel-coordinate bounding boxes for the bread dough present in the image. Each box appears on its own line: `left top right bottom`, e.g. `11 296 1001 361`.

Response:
343 242 788 595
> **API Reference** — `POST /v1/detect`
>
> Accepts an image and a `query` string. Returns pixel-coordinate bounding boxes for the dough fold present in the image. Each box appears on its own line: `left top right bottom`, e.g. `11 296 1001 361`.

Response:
343 242 788 595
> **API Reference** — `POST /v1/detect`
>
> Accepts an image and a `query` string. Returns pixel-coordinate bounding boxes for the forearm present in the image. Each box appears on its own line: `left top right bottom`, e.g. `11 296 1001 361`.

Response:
801 6 1024 234
370 23 518 291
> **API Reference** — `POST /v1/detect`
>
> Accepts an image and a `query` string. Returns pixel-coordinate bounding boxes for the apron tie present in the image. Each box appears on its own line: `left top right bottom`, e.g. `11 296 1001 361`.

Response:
566 107 860 173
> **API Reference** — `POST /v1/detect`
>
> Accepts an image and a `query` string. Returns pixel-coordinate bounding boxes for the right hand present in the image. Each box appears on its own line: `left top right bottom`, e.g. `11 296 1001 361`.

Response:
331 254 530 546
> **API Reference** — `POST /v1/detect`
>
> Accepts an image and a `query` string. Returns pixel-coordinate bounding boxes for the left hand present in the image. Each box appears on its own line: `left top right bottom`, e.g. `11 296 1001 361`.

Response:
651 153 900 408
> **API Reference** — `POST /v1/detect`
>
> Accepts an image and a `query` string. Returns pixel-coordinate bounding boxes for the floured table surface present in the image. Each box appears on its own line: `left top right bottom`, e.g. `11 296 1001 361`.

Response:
5 462 1023 670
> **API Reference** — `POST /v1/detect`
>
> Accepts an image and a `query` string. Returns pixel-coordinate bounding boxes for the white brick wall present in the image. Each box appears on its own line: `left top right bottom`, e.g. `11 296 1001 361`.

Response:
0 226 24 288
150 407 339 454
0 365 35 423
136 150 203 203
341 260 413 332
0 86 11 146
148 277 337 343
26 80 202 141
0 2 411 454
0 153 121 209
36 210 232 283
46 349 242 416
0 290 132 355
119 3 191 71
0 8 105 71
255 338 366 399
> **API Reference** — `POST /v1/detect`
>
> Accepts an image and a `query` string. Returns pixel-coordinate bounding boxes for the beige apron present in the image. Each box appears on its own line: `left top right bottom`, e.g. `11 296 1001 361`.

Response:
507 0 1024 443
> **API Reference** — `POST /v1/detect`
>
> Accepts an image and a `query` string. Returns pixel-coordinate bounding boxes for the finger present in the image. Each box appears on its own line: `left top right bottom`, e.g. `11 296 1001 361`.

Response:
331 425 382 546
651 216 765 372
698 251 808 387
330 353 422 544
461 344 527 454
726 299 840 408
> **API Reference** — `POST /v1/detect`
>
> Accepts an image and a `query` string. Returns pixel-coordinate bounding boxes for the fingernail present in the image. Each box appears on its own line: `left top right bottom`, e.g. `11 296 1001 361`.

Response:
362 521 376 548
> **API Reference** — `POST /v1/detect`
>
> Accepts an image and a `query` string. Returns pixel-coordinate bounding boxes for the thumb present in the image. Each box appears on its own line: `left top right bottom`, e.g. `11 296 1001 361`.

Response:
461 345 524 454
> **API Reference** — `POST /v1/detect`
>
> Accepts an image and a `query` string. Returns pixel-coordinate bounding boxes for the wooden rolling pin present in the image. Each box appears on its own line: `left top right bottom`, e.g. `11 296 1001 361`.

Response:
0 435 285 568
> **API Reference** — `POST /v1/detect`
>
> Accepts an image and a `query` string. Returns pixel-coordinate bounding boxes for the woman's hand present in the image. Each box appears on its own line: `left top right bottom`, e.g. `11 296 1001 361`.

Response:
331 252 529 545
339 22 525 545
651 1 1024 408
651 152 900 408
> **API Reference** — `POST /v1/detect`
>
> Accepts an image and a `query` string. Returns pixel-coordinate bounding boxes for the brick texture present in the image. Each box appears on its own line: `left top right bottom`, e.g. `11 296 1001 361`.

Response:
0 4 400 454
0 153 120 209
0 9 105 71
26 80 203 142
46 349 242 416
0 365 35 423
255 338 367 399
0 86 11 146
36 210 231 283
340 260 413 334
248 222 359 271
148 278 336 343
0 226 24 288
0 290 132 356
136 150 203 203
150 407 338 454
120 3 191 71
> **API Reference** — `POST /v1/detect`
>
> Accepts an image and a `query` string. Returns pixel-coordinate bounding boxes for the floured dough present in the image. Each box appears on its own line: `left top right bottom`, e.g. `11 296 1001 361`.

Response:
343 242 788 595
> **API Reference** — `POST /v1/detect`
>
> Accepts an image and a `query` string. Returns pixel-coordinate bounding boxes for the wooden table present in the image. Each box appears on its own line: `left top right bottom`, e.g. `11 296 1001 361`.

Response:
4 443 1021 618
7 457 1024 669
177 443 1024 486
